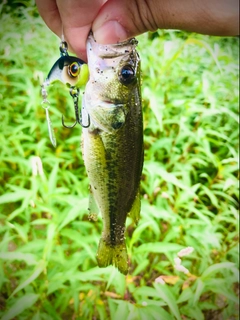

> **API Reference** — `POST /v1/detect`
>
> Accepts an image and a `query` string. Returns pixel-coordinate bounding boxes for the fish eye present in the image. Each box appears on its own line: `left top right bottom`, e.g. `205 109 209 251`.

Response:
119 65 136 85
68 62 80 78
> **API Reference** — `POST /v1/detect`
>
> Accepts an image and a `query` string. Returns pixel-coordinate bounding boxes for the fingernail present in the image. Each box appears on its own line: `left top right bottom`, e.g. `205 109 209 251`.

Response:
93 20 128 44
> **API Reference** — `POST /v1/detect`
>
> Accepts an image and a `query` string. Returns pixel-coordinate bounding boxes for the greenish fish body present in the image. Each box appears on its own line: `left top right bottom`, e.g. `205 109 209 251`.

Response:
82 35 143 275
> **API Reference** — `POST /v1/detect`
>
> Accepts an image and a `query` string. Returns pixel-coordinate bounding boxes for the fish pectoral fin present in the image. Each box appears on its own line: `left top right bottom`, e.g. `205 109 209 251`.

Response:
92 105 127 133
88 186 99 221
97 238 128 275
128 190 141 225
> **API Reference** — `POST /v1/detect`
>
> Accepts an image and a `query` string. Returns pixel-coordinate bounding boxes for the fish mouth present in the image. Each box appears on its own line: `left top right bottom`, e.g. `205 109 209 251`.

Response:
98 101 124 108
87 33 138 59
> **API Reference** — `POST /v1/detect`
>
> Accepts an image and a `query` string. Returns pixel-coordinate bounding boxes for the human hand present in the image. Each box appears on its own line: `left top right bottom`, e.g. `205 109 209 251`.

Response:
36 0 239 61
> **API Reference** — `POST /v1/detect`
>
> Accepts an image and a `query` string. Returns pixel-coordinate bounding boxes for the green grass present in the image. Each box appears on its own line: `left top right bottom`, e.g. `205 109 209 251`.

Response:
0 2 239 320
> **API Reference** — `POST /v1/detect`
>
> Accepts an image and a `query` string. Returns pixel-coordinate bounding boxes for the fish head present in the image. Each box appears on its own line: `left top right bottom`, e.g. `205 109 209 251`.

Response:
84 34 141 132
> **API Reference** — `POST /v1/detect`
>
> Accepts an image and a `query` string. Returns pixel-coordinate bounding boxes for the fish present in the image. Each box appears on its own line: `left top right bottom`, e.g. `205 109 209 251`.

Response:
82 34 143 275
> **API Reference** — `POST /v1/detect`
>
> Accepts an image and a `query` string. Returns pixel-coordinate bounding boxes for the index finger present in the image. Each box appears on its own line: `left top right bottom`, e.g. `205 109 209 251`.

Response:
36 0 105 61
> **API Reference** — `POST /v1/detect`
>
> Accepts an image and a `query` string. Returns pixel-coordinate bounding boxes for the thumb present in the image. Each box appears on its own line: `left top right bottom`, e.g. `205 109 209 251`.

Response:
92 0 160 44
92 0 239 44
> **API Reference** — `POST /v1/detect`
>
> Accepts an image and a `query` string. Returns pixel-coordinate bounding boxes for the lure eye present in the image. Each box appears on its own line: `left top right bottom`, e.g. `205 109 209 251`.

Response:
68 62 80 78
119 65 136 85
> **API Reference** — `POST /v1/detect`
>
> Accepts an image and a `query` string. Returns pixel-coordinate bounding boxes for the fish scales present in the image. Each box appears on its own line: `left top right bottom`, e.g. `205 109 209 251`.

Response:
82 34 143 274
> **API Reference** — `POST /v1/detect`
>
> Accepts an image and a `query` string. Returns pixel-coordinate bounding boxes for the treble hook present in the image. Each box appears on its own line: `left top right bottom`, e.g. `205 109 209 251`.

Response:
62 87 91 129
80 111 91 128
62 87 79 128
61 116 77 128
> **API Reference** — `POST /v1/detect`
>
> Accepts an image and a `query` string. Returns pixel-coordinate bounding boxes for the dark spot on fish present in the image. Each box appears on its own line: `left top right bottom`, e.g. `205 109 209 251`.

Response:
125 50 129 53
90 128 101 135
112 122 124 130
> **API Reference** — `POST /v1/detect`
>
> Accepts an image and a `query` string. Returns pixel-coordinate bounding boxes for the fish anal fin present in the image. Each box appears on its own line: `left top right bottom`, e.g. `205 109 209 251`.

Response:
128 190 141 225
97 237 128 275
88 186 99 221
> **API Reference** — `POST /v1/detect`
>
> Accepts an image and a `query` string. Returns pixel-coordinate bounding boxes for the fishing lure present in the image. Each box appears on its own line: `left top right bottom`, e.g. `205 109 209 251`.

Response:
41 38 89 147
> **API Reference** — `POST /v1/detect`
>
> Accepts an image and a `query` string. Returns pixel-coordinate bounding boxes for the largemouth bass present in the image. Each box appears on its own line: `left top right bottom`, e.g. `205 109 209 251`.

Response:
82 34 143 275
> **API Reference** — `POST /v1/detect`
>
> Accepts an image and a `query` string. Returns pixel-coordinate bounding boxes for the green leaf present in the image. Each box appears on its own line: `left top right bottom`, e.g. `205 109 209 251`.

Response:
11 260 45 296
48 162 59 193
144 162 193 192
126 303 140 320
47 281 66 295
177 287 193 304
132 259 149 276
58 199 88 230
134 286 159 298
43 223 56 261
2 293 39 320
72 267 112 282
32 311 41 320
193 278 205 305
108 298 118 320
206 284 239 304
147 89 164 132
0 190 31 204
114 301 129 320
0 252 37 265
145 305 174 320
47 223 56 243
138 307 155 320
41 299 62 320
201 262 236 279
96 304 108 320
186 38 222 73
135 243 184 254
7 195 32 221
9 222 28 242
31 219 51 225
130 221 154 248
199 185 219 208
154 283 181 320
190 206 211 225
106 268 126 297
180 305 205 320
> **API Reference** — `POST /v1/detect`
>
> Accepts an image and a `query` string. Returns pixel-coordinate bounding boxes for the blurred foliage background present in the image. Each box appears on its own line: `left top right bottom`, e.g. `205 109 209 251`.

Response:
0 1 239 319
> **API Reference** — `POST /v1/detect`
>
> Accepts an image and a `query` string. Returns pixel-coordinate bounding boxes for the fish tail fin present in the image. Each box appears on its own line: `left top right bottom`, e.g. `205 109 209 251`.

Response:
97 238 128 275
